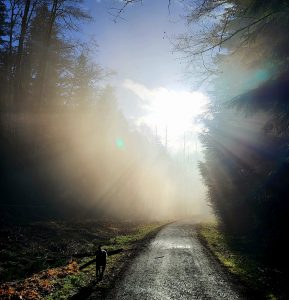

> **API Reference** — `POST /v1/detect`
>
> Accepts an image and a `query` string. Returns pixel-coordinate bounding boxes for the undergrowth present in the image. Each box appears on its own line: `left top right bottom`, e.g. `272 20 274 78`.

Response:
198 223 283 300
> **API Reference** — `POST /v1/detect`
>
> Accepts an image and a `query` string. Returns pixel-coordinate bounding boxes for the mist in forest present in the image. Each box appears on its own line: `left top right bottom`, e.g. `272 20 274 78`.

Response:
1 1 289 297
0 0 213 223
0 91 209 222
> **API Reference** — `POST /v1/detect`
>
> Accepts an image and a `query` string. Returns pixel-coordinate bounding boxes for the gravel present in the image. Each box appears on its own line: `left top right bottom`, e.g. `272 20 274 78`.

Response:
106 220 243 300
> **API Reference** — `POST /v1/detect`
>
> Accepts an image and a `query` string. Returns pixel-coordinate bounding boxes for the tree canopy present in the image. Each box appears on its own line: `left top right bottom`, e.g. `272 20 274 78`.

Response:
177 0 289 271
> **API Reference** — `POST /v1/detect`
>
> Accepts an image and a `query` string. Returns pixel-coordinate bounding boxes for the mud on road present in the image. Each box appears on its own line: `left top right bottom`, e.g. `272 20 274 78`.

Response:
106 221 243 300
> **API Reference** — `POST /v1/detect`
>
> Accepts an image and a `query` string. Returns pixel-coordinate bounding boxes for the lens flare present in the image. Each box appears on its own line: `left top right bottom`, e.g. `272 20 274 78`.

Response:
116 138 125 150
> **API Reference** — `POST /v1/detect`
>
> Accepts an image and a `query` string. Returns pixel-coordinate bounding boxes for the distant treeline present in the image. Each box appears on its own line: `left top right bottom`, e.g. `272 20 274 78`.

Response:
179 0 289 272
0 92 189 223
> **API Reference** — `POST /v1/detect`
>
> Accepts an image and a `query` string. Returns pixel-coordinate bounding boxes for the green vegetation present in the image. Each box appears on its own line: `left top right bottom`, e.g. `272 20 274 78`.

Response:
44 273 90 300
109 223 163 249
0 221 165 300
45 222 164 300
177 3 289 295
198 223 283 299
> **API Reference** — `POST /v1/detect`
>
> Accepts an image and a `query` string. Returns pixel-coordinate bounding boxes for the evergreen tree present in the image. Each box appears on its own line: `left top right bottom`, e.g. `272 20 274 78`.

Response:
0 0 7 45
25 3 72 105
68 51 102 108
178 0 289 270
0 1 8 108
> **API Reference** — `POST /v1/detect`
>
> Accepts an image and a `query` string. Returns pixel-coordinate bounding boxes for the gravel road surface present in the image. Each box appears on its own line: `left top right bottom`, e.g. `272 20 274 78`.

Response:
106 220 243 300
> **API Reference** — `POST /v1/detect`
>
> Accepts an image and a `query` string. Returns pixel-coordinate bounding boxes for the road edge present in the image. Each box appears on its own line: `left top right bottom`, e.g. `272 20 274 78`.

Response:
69 222 169 300
195 224 265 300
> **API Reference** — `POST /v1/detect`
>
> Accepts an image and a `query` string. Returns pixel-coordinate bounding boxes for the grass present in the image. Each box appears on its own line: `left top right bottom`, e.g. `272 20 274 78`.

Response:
44 222 165 300
197 223 282 300
0 221 166 300
109 223 163 249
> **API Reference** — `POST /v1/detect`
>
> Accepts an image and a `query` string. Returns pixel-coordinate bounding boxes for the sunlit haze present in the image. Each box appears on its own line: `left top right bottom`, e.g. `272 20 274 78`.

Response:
0 0 212 225
123 79 208 150
1 0 288 296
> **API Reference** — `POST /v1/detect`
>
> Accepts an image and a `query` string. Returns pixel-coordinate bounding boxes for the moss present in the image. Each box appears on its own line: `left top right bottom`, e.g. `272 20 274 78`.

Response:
198 223 280 299
110 223 162 249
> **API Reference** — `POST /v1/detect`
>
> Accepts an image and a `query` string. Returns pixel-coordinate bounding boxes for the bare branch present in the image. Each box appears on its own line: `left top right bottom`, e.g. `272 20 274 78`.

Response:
109 0 142 23
193 9 281 55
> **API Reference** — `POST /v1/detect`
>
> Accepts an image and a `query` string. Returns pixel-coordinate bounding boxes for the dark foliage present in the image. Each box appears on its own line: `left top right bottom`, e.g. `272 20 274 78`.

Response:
182 0 289 276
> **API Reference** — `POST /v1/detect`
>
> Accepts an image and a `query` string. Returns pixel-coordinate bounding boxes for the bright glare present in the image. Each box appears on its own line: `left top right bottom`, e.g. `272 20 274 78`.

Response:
123 80 209 150
143 88 208 135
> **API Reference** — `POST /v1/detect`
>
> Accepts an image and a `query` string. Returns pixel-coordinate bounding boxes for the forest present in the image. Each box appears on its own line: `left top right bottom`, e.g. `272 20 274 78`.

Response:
0 0 198 224
187 0 289 273
1 0 289 299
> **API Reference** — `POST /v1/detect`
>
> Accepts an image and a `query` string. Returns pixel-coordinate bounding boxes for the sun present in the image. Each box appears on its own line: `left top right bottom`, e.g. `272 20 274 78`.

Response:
123 80 209 150
141 88 208 144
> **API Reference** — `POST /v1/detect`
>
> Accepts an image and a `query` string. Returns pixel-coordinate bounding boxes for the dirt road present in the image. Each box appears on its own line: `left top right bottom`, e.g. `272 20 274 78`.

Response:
106 221 243 300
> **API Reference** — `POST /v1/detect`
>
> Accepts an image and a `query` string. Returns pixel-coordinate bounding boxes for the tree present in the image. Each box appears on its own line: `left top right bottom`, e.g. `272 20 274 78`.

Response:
176 0 289 81
13 0 31 105
0 0 94 107
35 0 91 104
176 0 289 271
68 51 103 108
0 0 8 108
25 3 74 106
0 0 7 45
0 0 22 106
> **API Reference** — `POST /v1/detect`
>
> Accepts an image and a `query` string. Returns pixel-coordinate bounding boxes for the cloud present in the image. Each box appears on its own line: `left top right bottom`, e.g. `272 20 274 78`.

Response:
123 79 154 106
122 79 209 149
123 78 208 119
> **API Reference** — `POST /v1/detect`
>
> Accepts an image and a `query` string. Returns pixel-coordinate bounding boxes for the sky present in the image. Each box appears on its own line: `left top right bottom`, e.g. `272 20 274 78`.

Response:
81 0 208 151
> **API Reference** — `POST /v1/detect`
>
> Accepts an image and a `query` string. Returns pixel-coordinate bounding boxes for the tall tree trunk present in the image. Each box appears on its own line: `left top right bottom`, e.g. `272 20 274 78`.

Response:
14 0 31 106
36 0 58 104
7 8 14 106
6 1 17 106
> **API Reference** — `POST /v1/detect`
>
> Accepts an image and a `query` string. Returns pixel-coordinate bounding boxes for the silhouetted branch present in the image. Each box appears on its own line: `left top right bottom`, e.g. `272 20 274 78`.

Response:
193 9 283 55
110 0 142 23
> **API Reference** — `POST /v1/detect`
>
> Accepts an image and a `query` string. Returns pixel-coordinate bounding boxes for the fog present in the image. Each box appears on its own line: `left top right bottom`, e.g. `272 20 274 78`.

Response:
0 0 214 224
0 88 211 222
49 94 210 221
